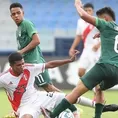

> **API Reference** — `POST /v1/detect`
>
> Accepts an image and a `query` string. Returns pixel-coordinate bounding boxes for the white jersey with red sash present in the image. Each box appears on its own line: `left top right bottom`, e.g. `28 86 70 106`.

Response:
76 18 99 49
0 63 45 112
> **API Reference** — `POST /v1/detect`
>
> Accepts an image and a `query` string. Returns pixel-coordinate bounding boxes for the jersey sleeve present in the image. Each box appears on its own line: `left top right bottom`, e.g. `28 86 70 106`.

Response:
95 18 108 31
25 20 38 38
27 63 45 75
33 63 45 74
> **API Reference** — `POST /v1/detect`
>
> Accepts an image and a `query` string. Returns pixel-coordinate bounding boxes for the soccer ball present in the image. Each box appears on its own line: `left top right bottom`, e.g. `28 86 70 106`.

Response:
58 109 74 118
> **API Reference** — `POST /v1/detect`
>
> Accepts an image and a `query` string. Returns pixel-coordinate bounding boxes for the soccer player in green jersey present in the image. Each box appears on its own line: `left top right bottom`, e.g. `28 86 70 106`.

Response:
41 1 118 118
9 2 60 92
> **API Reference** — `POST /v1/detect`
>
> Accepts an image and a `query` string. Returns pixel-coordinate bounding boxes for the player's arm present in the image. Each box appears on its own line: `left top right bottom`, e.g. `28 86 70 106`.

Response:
30 50 79 75
18 33 40 54
45 50 79 69
75 0 96 26
69 35 82 56
18 21 40 54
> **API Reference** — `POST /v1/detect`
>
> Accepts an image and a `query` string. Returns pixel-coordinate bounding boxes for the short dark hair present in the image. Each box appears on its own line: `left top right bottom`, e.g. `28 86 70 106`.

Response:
10 2 23 10
8 52 23 65
96 7 115 21
83 3 94 9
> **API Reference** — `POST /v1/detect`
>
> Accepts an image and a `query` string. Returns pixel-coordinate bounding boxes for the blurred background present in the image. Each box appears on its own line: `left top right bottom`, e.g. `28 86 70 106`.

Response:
0 0 118 118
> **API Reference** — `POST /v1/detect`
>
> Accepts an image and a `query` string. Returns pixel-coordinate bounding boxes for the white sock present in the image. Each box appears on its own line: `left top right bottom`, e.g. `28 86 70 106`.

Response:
92 87 96 93
76 96 95 108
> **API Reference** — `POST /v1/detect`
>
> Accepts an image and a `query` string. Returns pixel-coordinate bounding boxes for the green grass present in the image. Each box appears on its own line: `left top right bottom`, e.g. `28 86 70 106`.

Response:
75 90 118 118
0 90 118 118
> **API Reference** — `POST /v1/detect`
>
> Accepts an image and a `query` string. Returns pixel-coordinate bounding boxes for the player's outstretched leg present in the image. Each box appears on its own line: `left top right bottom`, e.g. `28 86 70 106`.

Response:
77 96 118 113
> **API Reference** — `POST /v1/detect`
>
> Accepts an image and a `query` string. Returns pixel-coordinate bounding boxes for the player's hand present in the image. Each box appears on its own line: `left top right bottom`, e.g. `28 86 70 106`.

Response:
93 33 100 39
75 0 83 7
69 48 76 57
70 50 79 62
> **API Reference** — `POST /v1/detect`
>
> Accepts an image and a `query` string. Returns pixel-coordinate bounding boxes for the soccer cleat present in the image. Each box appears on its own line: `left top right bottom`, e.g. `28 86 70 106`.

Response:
40 107 51 118
103 104 118 112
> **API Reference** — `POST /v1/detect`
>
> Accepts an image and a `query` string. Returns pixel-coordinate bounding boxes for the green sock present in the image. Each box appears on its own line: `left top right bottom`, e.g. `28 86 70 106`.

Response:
68 104 77 112
50 98 71 118
94 103 104 118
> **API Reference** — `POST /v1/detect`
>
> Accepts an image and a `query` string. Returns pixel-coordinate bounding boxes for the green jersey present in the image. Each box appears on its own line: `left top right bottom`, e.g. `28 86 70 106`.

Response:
96 18 118 67
16 19 45 63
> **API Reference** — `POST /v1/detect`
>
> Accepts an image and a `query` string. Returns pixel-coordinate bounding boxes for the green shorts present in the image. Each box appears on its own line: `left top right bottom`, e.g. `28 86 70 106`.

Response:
34 69 52 87
81 63 118 90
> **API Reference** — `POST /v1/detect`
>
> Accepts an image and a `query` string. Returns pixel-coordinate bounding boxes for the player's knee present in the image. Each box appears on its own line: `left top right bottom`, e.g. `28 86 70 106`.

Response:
95 86 105 103
95 86 101 93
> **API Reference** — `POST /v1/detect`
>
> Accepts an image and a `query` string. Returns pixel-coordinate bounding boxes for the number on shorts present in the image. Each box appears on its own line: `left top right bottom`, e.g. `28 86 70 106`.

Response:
114 35 118 53
46 92 54 97
35 74 44 84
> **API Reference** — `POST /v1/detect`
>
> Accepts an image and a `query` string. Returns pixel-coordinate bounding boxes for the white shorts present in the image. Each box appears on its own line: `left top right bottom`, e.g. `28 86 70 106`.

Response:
78 48 100 71
17 91 65 118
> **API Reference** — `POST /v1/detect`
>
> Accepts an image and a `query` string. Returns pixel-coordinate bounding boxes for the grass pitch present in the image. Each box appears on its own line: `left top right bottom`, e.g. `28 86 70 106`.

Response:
0 90 118 118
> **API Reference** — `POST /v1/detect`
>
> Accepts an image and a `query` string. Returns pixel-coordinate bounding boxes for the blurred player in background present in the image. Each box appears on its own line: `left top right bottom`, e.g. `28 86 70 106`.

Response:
0 52 80 118
9 2 60 92
69 2 100 79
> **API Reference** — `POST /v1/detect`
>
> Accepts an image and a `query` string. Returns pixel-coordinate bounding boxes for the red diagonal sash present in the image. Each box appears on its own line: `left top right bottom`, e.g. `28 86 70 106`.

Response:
82 24 94 44
8 69 30 111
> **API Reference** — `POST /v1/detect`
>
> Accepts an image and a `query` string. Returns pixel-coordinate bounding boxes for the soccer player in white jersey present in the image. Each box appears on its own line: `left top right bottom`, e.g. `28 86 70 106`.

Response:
0 52 81 118
69 3 100 77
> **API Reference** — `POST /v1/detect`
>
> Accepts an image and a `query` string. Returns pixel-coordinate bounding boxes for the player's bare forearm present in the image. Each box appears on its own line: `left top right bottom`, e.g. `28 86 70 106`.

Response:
45 59 73 69
18 34 40 54
69 35 81 56
75 0 96 26
71 35 81 49
45 50 79 69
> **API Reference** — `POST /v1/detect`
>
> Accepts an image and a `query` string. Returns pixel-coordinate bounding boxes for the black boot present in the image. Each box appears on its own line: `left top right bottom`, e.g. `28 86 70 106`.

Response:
102 104 118 112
